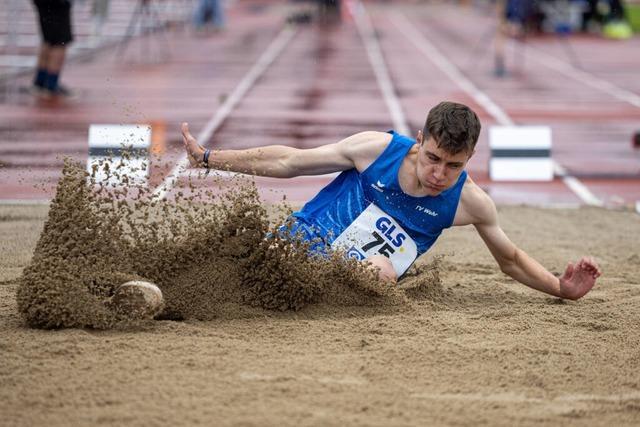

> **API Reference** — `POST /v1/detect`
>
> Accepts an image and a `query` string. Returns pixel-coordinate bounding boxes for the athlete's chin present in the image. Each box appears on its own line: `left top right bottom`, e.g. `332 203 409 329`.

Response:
422 182 446 195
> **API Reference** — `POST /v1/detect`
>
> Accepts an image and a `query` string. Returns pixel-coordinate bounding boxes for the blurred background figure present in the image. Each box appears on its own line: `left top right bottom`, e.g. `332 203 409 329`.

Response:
31 0 74 98
493 0 533 77
193 0 226 34
492 0 634 77
91 0 111 47
583 0 632 38
286 0 344 25
318 0 341 24
584 0 626 28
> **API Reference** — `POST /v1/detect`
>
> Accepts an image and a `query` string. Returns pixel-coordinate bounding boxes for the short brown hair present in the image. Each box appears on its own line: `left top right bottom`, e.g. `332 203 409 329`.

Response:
423 101 481 155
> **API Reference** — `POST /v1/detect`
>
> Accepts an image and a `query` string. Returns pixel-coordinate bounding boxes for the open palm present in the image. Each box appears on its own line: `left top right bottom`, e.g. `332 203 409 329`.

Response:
181 122 205 168
559 257 602 300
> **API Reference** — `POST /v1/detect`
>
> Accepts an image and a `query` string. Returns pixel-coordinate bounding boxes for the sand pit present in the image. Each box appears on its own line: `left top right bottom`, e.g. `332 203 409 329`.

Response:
1 164 639 425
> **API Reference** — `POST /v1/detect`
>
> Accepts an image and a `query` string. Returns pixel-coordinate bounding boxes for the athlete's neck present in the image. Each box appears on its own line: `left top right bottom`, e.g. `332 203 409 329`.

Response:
398 146 429 197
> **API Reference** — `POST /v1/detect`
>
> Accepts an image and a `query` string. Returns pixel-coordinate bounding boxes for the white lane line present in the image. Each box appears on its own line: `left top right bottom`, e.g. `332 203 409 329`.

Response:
391 13 514 127
0 199 50 205
152 25 298 199
391 12 603 207
552 163 603 207
354 3 410 135
526 47 640 109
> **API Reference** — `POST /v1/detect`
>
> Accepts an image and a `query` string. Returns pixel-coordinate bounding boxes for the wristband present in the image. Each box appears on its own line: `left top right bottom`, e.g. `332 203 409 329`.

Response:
202 149 211 176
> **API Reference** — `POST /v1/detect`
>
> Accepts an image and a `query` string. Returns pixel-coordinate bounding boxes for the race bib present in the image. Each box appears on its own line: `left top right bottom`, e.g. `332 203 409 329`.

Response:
331 203 417 276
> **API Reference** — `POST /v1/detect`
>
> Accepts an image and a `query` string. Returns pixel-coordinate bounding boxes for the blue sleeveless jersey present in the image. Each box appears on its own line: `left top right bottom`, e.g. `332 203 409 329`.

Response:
290 131 467 257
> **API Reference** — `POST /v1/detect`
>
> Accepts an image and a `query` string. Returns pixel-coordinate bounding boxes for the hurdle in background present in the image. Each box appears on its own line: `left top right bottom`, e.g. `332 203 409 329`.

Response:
489 126 554 181
87 124 152 185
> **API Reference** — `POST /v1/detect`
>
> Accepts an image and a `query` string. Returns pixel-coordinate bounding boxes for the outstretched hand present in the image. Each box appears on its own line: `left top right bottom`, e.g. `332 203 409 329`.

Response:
181 122 205 168
559 257 602 300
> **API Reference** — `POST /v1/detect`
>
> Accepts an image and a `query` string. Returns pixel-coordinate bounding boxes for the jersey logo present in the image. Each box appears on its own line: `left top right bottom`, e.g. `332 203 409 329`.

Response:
371 180 385 193
415 205 438 217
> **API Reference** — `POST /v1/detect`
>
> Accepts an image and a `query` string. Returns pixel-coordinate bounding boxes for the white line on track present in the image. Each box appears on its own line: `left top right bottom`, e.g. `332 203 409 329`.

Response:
526 46 640 109
152 25 298 200
391 12 603 207
0 199 50 205
354 3 410 135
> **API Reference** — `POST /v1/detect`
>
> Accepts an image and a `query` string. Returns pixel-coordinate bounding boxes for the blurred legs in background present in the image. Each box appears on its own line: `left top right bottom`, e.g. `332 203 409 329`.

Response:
193 0 226 33
91 0 111 46
31 0 74 98
318 0 341 24
494 0 531 77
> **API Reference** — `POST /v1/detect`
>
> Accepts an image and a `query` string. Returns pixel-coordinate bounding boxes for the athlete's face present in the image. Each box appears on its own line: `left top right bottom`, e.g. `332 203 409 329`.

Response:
415 131 473 196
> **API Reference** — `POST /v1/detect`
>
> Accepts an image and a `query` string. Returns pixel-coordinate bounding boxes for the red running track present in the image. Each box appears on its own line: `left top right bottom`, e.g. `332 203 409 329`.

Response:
0 1 639 210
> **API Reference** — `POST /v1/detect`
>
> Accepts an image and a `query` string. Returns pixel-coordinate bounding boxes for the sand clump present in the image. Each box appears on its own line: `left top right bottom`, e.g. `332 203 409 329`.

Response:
16 160 434 329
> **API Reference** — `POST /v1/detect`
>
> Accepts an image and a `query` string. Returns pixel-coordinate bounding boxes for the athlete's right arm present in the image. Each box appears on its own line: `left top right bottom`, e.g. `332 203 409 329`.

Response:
181 123 390 178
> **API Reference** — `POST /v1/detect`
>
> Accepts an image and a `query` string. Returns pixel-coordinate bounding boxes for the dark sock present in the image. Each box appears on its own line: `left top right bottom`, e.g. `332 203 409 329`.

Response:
34 69 48 88
45 73 60 92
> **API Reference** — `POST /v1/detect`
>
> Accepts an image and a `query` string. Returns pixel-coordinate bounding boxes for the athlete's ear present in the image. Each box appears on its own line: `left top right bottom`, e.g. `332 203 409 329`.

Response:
417 130 424 144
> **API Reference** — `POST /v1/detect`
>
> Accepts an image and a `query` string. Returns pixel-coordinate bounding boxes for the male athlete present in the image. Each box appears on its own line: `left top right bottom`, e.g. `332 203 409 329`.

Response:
180 101 601 300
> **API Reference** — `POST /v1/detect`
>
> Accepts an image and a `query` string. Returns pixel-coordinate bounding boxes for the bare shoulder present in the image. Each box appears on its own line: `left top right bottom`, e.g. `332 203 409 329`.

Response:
453 176 498 227
337 131 393 171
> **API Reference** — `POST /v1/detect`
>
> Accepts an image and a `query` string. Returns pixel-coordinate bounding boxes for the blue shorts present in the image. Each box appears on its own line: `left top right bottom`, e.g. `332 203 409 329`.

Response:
277 217 330 255
505 0 531 24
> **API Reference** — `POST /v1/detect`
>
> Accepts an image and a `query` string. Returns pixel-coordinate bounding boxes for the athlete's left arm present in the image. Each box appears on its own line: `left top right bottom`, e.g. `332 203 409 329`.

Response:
458 183 602 300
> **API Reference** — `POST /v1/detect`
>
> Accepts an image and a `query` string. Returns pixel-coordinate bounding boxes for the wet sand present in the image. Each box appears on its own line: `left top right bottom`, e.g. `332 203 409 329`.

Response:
1 200 639 425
